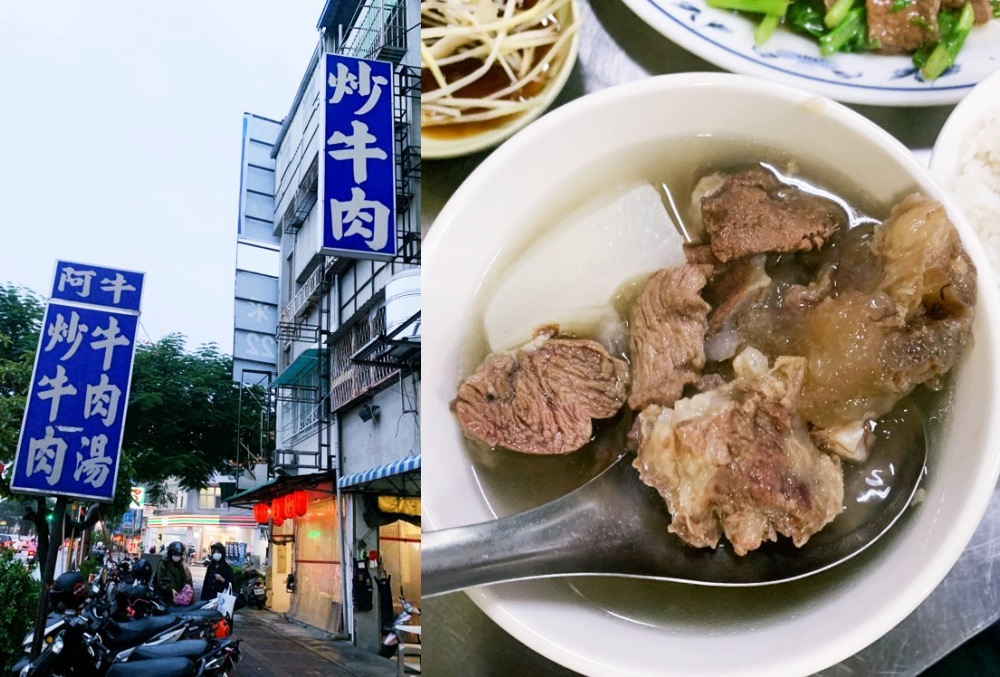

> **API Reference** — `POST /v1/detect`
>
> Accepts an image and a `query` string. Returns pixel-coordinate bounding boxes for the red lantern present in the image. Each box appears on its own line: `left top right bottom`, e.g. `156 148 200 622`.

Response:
271 499 284 527
283 493 296 520
293 490 308 517
253 502 269 524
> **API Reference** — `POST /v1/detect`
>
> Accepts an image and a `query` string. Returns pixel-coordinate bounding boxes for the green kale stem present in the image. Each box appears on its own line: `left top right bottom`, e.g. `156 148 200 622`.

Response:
920 3 975 80
824 0 856 28
755 13 783 43
818 6 865 55
706 0 790 16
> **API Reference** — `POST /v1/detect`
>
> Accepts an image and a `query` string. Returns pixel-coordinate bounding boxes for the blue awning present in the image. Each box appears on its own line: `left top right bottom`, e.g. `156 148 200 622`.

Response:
338 454 420 496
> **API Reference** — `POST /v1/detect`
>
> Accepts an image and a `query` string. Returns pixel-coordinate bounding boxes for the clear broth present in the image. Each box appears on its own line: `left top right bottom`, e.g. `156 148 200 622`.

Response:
459 134 935 538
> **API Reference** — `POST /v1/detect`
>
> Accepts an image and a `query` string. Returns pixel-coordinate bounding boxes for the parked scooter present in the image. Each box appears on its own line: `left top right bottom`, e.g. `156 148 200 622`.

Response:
378 588 420 659
13 614 240 677
12 572 240 677
97 558 228 639
240 562 266 610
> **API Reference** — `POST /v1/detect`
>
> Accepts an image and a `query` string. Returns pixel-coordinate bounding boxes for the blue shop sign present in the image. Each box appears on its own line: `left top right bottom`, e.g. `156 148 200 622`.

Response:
11 262 144 503
50 260 144 313
321 53 397 260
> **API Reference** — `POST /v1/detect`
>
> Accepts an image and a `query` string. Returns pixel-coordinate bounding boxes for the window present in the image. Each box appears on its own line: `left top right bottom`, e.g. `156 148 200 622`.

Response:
282 366 321 444
174 492 187 510
199 487 221 510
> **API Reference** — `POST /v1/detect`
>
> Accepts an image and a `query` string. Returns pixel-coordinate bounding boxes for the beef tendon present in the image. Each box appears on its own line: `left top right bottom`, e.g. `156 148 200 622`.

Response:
798 194 976 428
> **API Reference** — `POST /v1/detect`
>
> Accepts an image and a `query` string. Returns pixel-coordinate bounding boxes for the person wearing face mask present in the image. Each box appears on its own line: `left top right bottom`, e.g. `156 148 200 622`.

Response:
154 541 193 605
201 542 234 602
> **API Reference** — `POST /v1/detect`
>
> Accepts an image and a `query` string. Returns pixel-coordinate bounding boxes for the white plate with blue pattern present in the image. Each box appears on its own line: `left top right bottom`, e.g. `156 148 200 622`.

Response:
619 0 1000 106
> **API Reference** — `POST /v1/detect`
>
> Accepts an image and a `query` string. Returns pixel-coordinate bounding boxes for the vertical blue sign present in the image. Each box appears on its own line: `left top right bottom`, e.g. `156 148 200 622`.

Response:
321 53 396 260
10 261 144 503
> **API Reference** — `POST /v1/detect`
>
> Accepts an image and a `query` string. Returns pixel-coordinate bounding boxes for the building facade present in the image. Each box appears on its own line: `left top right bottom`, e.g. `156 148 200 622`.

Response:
142 476 265 564
228 0 420 656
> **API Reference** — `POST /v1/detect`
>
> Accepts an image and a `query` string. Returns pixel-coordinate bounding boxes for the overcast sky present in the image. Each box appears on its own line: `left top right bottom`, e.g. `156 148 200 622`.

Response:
0 1 324 353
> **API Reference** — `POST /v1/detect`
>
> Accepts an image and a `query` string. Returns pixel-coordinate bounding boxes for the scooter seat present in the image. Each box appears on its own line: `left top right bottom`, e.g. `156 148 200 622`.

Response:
103 615 180 651
106 657 195 677
163 602 214 614
176 608 223 623
131 638 209 661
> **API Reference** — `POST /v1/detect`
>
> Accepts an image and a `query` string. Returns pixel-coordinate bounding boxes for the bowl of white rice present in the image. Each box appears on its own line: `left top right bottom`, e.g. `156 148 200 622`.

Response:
931 68 1000 283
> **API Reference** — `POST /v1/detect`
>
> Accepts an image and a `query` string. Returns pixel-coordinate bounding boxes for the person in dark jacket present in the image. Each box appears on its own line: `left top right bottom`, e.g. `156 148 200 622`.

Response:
154 541 191 605
201 542 235 601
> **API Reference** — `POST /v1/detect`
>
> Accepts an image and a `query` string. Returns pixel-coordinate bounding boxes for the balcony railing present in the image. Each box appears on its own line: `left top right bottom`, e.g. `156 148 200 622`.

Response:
274 447 323 471
329 305 398 411
339 0 408 63
278 155 318 235
280 264 325 326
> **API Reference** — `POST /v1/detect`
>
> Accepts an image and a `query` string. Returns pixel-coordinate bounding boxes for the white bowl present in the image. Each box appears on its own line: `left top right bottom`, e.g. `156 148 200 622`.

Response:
930 68 1000 284
423 73 1000 676
932 67 1000 181
421 0 581 160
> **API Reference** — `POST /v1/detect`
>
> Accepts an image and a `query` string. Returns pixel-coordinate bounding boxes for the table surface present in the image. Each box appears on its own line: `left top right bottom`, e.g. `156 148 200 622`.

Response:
421 1 997 674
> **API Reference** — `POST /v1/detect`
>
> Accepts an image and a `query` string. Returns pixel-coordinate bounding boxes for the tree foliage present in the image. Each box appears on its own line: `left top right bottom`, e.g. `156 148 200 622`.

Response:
126 333 257 498
0 283 261 530
0 286 43 461
0 550 40 671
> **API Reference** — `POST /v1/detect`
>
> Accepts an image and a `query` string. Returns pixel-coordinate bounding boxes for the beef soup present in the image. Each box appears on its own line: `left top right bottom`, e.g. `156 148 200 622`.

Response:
451 138 976 557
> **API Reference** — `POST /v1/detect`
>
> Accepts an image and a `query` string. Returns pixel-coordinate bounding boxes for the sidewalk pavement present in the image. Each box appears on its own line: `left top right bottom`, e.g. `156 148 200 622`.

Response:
190 563 395 677
231 608 396 677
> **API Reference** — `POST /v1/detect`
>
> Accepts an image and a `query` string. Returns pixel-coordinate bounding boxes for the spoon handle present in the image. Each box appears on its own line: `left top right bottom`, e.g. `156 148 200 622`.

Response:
422 497 607 596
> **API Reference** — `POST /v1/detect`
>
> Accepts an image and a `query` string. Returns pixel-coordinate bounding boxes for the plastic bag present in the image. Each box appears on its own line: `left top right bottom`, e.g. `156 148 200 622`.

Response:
173 584 194 606
217 583 236 619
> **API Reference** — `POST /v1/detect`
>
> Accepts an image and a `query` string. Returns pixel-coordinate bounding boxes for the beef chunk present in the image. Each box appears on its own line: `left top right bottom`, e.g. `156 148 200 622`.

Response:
704 255 771 362
867 0 940 55
941 0 993 24
451 333 630 455
633 352 844 555
701 168 846 262
782 266 835 310
684 244 719 266
629 265 713 410
706 256 771 337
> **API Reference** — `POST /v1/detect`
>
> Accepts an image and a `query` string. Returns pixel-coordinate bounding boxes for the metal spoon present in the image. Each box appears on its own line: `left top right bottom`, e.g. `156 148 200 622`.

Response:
423 424 926 597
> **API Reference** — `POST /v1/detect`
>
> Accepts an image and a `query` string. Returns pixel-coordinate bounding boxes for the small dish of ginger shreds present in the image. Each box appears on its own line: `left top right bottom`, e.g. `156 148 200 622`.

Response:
421 0 580 159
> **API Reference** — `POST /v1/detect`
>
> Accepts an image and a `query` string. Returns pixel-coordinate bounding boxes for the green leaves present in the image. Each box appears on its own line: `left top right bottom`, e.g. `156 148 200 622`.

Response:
0 549 40 671
0 285 42 484
124 334 257 493
917 3 975 80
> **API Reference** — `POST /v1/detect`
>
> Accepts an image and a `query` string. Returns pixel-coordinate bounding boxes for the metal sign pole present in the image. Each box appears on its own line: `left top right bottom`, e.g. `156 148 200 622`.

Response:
31 496 67 659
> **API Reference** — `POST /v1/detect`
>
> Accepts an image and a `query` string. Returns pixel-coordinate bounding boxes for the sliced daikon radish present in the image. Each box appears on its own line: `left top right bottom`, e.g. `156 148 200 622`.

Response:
484 183 687 352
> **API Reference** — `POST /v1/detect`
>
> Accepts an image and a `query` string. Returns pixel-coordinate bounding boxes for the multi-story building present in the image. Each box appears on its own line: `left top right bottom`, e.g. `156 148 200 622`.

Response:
228 0 419 656
143 475 264 563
